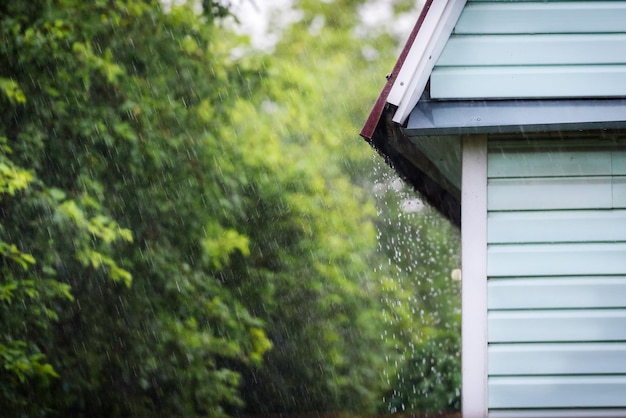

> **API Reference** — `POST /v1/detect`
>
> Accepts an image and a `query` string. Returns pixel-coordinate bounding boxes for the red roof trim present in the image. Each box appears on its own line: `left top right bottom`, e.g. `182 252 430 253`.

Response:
360 0 435 140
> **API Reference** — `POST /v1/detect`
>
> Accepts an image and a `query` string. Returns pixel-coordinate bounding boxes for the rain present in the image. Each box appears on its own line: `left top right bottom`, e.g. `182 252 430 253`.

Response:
0 1 461 417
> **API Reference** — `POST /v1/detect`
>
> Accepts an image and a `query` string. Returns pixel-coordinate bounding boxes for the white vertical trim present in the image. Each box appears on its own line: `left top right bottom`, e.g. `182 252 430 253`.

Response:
461 136 488 418
389 0 467 124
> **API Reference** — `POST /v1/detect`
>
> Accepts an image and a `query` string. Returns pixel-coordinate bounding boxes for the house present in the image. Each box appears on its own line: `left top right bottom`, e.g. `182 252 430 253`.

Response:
361 0 626 416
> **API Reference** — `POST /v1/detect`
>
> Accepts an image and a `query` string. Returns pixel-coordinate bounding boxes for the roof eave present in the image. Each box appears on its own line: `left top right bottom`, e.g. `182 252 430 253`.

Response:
388 0 467 124
367 105 462 227
360 0 467 140
360 0 435 140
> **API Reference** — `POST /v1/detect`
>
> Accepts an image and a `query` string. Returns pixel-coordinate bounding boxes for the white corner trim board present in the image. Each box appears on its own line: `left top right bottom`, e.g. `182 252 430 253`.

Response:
387 0 467 124
461 137 488 417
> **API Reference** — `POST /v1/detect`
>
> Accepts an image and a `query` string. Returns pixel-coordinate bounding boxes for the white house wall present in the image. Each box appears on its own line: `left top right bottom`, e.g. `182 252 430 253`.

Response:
430 0 626 99
486 140 626 414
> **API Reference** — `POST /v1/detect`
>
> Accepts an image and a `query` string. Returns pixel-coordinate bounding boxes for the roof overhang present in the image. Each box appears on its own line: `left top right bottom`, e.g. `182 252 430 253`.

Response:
365 95 626 226
366 105 463 227
386 0 466 124
360 0 626 226
360 0 466 139
360 0 467 226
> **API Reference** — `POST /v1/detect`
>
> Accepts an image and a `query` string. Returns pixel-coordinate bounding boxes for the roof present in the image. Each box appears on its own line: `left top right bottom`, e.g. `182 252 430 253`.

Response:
361 0 626 226
361 0 464 139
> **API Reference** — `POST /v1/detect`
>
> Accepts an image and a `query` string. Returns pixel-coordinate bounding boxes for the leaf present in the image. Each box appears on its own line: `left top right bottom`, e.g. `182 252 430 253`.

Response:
0 77 26 104
202 226 250 269
0 162 33 195
109 265 132 287
48 188 66 201
0 282 18 303
249 327 272 364
0 242 36 270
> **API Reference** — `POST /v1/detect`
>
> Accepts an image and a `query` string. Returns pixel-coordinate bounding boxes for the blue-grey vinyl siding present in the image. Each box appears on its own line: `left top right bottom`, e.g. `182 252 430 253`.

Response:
487 140 626 413
430 0 626 99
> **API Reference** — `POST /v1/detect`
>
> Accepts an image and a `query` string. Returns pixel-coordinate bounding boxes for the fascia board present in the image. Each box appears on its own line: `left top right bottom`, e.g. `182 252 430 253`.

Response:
386 0 450 106
389 0 467 124
405 97 626 135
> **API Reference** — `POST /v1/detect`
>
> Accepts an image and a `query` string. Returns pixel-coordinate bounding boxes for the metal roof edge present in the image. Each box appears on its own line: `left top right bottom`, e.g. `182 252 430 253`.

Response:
390 0 467 124
360 0 435 140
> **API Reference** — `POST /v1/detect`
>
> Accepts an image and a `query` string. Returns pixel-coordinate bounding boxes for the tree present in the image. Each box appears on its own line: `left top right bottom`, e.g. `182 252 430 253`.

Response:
228 0 462 414
0 1 269 415
0 0 461 416
212 19 392 417
373 170 461 413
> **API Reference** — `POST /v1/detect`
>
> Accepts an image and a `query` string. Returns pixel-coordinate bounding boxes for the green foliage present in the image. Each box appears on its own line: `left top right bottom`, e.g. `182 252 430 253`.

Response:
0 78 26 104
0 0 268 415
385 328 461 413
0 0 461 416
371 166 461 414
203 225 250 270
224 0 461 415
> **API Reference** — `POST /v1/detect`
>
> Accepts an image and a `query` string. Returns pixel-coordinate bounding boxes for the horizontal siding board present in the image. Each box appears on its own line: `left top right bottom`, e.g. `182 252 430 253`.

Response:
488 150 612 178
488 277 626 310
455 2 626 35
613 152 626 175
437 34 626 66
489 376 626 408
486 140 626 412
487 243 626 277
487 210 626 244
430 65 626 99
489 139 626 152
489 342 626 375
488 177 613 211
489 409 626 418
614 177 626 207
489 309 626 343
470 0 626 2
